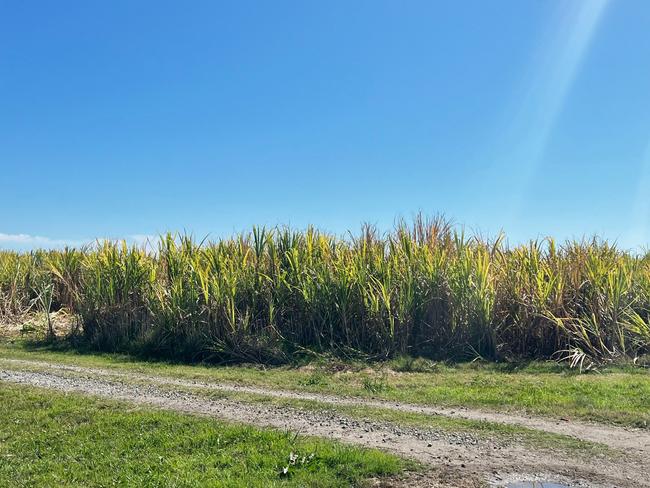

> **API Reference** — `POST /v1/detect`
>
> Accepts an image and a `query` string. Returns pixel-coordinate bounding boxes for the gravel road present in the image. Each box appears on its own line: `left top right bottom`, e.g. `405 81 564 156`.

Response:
1 359 649 487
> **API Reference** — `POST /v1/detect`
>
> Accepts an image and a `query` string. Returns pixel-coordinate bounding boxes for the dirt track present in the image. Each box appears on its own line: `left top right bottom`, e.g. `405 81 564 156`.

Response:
1 358 649 487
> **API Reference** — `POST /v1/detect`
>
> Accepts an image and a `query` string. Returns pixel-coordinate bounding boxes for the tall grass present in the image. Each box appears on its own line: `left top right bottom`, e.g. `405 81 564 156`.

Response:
0 251 49 319
1 216 649 364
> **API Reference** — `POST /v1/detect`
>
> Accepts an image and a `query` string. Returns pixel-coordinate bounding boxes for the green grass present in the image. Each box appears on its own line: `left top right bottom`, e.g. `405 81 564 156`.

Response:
0 383 409 487
2 342 649 429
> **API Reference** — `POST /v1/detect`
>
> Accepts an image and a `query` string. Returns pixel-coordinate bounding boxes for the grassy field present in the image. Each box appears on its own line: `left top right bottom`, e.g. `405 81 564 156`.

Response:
0 383 409 487
1 218 649 365
2 343 648 429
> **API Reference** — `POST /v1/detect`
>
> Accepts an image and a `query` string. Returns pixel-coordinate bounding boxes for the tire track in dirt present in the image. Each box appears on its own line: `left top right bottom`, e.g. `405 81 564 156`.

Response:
1 362 649 487
2 357 648 455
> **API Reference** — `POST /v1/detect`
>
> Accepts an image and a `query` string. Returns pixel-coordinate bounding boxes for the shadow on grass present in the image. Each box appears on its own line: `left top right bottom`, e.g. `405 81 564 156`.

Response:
9 333 648 376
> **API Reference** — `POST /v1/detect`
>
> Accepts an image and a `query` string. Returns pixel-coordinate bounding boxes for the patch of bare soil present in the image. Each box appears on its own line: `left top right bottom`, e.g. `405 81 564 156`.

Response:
1 361 649 487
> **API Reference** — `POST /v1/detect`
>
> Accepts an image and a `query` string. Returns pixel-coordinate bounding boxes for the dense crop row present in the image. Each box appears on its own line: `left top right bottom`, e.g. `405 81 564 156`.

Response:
1 217 649 364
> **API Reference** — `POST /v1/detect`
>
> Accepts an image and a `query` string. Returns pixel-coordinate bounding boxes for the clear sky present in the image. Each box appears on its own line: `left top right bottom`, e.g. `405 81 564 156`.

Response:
2 0 650 250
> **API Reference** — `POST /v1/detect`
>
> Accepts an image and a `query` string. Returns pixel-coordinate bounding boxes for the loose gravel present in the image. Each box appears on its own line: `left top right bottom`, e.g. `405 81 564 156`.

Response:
1 360 649 487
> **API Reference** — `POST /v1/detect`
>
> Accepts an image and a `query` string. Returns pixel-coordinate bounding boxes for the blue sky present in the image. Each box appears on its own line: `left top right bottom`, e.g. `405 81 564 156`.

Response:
2 0 650 250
